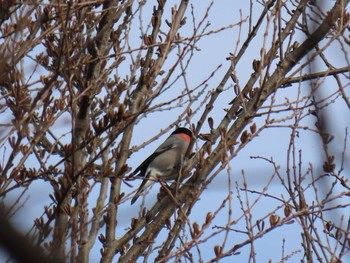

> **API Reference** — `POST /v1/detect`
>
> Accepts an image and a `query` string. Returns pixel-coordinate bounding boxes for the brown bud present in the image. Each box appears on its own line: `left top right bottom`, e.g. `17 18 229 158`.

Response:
193 222 200 237
214 245 222 257
240 130 249 144
131 218 138 230
326 221 333 232
269 214 280 227
250 123 257 134
208 117 214 129
284 204 292 217
252 59 260 72
198 133 212 142
205 212 214 225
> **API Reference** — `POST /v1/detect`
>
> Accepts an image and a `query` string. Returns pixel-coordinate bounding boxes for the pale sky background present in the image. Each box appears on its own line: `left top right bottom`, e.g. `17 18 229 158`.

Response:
1 1 350 262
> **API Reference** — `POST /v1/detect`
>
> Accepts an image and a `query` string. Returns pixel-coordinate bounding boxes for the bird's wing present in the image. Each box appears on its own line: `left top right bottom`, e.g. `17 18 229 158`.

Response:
131 136 181 204
132 140 176 177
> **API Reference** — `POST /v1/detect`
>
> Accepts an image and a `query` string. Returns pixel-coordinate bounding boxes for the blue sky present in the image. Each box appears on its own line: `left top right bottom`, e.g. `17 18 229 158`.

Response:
1 1 350 262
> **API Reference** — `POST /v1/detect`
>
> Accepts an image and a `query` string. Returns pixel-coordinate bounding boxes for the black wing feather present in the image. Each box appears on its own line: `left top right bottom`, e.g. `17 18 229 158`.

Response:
133 144 173 177
131 144 174 204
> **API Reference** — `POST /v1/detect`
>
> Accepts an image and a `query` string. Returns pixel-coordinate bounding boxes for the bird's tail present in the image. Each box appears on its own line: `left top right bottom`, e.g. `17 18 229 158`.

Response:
130 174 156 204
131 187 143 204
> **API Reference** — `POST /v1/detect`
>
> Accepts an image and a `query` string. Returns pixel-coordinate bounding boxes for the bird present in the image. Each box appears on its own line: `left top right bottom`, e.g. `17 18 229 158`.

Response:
131 127 193 204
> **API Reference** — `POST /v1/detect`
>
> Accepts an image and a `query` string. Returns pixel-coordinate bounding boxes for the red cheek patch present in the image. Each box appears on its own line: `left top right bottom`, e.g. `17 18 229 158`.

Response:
177 133 191 143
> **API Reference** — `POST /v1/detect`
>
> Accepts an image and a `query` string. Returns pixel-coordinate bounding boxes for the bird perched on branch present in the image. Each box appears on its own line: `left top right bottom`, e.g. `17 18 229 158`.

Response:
131 127 193 204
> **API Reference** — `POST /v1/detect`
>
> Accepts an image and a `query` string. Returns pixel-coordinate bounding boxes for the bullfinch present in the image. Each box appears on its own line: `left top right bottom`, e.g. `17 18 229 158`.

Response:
131 127 193 204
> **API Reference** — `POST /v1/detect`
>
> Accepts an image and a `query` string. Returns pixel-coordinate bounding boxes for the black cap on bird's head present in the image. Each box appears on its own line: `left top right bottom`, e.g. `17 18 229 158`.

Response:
172 127 192 137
